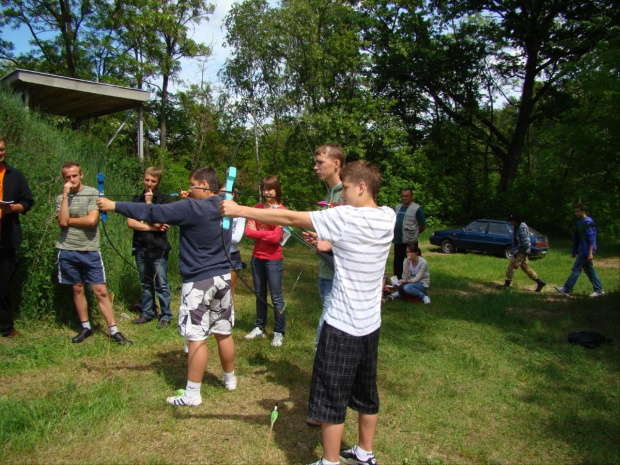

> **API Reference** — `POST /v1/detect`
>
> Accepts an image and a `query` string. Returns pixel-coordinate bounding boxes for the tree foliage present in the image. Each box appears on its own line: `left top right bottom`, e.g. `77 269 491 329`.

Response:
357 0 618 192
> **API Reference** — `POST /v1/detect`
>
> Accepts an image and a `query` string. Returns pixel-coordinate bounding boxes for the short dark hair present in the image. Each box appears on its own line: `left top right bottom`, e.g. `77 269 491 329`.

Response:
190 166 219 191
62 161 81 172
401 188 413 195
574 202 587 213
261 175 282 201
340 160 381 202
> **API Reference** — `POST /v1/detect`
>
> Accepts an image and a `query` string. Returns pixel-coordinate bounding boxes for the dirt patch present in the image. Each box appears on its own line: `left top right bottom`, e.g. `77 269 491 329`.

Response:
595 258 620 269
506 307 557 318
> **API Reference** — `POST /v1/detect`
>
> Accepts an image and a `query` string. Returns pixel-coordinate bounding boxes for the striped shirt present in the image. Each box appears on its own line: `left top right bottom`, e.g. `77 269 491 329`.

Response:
310 205 395 336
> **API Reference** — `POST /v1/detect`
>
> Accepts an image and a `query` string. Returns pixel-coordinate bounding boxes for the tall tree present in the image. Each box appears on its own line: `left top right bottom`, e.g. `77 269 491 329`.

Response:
1 0 100 78
144 0 213 152
359 0 618 191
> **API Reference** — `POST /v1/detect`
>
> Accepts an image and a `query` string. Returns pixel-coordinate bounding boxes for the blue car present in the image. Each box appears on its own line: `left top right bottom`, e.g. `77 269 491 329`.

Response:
429 219 549 259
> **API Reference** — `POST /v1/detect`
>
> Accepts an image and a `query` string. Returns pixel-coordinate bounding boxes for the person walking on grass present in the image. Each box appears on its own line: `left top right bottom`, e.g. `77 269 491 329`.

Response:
0 137 34 338
55 162 131 344
555 202 605 298
221 160 395 465
244 175 287 348
499 213 546 292
383 244 431 305
97 166 237 405
127 167 173 328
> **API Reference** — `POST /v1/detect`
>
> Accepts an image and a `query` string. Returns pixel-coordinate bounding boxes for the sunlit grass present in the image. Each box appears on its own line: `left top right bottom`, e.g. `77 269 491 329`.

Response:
1 235 619 464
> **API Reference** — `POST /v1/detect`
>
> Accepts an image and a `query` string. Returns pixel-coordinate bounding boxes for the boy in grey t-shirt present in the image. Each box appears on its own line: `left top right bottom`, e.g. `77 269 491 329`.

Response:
55 161 131 344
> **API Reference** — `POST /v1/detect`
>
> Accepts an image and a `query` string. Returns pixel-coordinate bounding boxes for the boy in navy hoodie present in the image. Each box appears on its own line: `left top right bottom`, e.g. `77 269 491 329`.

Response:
97 166 236 406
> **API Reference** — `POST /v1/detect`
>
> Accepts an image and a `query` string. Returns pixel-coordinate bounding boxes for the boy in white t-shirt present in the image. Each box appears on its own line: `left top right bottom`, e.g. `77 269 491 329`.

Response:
220 160 395 465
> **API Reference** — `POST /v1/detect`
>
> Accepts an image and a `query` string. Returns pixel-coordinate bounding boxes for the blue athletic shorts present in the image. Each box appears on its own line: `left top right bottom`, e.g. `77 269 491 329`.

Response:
57 249 106 285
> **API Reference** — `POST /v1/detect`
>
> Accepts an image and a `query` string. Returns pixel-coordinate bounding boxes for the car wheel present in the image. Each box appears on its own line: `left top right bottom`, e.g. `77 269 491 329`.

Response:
504 246 515 259
441 239 456 254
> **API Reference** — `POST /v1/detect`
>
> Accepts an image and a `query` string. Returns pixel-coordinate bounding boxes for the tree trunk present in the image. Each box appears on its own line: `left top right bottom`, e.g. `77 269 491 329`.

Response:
499 43 539 192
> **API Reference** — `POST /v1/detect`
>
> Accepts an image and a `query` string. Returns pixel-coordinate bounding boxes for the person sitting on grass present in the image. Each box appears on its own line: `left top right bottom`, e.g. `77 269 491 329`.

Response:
383 244 431 304
220 160 395 465
97 166 237 407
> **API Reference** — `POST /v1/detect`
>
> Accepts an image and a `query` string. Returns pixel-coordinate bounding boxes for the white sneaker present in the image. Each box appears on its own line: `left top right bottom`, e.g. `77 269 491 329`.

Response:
166 389 202 407
423 296 431 304
272 332 284 347
555 286 570 297
222 375 237 391
245 327 266 339
589 290 606 297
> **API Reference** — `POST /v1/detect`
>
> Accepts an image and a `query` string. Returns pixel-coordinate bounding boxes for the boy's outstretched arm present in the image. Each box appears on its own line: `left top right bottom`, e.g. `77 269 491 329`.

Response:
220 200 313 229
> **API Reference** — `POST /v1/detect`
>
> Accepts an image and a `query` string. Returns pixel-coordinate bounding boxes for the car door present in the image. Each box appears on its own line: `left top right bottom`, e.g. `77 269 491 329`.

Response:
457 220 489 251
486 222 512 254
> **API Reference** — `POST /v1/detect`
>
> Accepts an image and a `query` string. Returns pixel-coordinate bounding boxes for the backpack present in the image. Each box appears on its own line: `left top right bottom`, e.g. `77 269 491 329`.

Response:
567 331 613 349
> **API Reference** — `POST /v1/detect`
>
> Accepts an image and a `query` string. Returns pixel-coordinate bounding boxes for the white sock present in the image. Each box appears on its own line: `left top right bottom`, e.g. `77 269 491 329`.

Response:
321 458 339 465
355 445 373 460
391 291 400 298
81 321 91 330
109 325 118 336
185 380 201 398
223 370 235 381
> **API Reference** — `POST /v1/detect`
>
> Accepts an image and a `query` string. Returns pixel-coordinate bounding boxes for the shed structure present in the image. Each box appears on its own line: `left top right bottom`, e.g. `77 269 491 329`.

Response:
1 68 150 161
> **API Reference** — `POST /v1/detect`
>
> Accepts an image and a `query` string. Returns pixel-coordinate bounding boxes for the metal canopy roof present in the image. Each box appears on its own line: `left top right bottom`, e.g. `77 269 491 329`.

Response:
1 69 150 119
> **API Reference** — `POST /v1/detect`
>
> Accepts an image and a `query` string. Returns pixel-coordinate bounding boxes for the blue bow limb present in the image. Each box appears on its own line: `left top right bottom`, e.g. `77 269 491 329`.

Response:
222 167 237 230
97 173 107 221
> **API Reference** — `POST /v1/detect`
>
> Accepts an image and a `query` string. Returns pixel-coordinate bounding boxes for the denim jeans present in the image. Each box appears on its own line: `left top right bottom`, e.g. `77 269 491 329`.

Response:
251 257 285 334
315 277 333 348
400 282 428 300
564 253 603 293
134 248 172 321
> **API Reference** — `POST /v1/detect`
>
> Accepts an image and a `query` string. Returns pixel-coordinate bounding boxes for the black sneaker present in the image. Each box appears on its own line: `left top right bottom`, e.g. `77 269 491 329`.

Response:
157 320 171 329
340 446 377 464
132 316 153 325
535 280 546 293
72 328 93 343
111 332 133 345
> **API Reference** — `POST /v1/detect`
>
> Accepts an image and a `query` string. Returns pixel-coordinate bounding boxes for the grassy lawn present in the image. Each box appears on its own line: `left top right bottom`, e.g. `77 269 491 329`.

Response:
1 236 618 464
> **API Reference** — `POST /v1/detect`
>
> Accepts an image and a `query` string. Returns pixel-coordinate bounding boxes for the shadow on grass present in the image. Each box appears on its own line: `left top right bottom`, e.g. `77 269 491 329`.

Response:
154 348 321 463
418 266 619 464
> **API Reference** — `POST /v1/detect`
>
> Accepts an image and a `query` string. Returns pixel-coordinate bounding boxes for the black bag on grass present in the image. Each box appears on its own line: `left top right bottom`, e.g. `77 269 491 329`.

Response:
567 331 613 349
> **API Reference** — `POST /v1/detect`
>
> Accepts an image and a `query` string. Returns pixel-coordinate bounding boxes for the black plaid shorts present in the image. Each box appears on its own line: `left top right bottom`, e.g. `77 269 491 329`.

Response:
307 323 380 424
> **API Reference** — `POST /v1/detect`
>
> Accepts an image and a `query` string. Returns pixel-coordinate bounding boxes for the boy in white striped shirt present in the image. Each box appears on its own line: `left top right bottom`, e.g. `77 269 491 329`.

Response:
220 160 395 465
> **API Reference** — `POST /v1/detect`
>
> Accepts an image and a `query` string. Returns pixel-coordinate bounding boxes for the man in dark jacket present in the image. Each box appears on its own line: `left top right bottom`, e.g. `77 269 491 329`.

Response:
0 137 34 337
127 167 172 328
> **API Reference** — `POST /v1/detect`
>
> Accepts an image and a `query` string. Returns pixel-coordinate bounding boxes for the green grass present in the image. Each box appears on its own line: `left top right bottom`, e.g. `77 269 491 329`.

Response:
1 89 618 463
1 239 618 465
